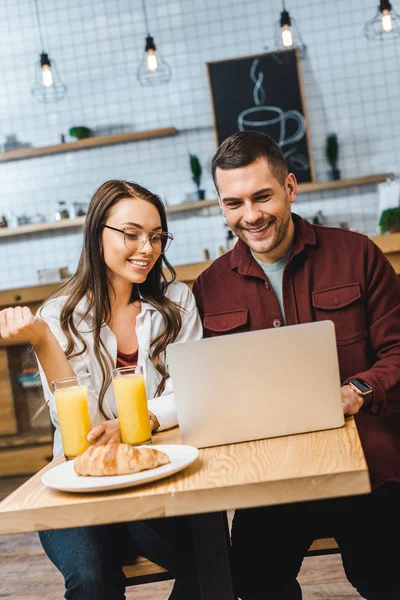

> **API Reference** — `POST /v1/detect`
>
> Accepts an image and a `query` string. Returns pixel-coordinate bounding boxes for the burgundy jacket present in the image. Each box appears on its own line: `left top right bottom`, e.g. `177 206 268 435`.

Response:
192 214 400 488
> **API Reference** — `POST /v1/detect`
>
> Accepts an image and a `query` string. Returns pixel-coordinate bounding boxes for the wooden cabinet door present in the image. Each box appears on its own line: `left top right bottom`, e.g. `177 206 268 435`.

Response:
0 349 18 435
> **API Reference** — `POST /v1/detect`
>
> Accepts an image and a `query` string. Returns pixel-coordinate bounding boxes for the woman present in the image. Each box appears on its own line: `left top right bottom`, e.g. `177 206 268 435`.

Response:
0 180 202 600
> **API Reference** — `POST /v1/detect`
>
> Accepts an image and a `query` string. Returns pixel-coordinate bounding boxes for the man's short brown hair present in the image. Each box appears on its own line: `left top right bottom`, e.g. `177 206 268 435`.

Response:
212 131 288 189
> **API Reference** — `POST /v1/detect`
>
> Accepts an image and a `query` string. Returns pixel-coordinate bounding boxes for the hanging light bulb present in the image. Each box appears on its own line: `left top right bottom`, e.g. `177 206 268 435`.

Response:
31 0 66 103
145 37 159 71
365 0 400 39
275 1 307 56
40 53 53 87
382 9 393 30
31 53 66 103
136 0 172 86
280 11 293 47
146 46 158 71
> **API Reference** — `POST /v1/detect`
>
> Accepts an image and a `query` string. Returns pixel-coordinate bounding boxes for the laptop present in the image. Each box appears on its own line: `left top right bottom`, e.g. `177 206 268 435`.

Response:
166 320 344 448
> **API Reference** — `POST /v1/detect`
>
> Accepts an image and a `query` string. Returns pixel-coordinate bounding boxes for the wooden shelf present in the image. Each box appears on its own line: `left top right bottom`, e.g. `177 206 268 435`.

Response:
167 198 220 214
0 127 178 163
296 173 392 193
0 216 86 238
0 173 393 239
166 173 393 214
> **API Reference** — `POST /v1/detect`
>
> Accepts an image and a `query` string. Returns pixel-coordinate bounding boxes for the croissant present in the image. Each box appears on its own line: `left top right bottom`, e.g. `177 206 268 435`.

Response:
73 443 170 477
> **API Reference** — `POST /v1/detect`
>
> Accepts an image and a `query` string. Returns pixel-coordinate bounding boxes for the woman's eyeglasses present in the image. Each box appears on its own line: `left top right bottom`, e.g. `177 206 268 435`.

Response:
104 225 173 255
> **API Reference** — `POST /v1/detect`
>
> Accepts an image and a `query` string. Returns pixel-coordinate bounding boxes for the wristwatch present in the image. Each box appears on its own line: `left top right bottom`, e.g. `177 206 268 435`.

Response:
347 379 373 408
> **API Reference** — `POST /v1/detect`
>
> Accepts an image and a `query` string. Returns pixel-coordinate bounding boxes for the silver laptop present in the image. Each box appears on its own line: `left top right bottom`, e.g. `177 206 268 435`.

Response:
166 320 344 448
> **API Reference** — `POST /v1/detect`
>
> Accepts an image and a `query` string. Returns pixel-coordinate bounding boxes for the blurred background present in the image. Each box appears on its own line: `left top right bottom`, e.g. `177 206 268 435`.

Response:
0 0 399 289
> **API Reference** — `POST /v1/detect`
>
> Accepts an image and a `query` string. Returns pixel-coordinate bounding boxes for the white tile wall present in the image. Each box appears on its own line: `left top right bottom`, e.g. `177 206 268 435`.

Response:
0 0 399 290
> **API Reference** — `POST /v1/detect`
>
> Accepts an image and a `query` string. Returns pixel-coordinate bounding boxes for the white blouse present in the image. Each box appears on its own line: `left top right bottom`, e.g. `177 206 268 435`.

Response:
38 281 203 457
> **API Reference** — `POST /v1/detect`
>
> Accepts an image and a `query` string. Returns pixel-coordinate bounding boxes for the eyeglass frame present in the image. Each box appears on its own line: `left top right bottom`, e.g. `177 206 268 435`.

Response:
103 224 174 255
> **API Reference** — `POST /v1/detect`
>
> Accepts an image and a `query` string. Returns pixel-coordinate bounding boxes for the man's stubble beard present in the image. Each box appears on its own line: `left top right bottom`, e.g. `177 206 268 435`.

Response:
246 207 292 256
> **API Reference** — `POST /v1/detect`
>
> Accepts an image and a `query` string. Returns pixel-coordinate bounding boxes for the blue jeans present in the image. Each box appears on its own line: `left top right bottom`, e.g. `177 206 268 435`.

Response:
39 516 200 600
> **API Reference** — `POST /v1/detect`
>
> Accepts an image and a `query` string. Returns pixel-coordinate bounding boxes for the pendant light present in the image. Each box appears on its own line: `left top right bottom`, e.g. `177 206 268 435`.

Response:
31 0 67 103
136 0 172 86
275 0 307 56
365 0 400 39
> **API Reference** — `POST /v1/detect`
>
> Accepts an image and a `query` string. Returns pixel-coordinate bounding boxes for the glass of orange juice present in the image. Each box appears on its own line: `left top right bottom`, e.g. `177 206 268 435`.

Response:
52 374 92 460
112 365 151 446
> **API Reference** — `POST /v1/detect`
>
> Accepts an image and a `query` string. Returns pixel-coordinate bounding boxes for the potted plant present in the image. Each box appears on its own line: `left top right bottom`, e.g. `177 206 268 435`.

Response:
379 206 400 234
69 126 92 140
190 154 205 200
325 133 340 181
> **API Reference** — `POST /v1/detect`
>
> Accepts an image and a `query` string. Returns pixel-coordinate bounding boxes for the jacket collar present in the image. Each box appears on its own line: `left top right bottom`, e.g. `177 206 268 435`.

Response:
229 213 317 277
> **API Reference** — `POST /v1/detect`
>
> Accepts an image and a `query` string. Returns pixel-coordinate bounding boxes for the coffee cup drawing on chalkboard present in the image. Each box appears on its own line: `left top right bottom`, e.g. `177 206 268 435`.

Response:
237 58 309 171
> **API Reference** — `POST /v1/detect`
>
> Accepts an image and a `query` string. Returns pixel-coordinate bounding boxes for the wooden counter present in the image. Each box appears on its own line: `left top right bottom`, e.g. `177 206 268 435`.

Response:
1 232 399 311
0 261 212 313
370 233 400 273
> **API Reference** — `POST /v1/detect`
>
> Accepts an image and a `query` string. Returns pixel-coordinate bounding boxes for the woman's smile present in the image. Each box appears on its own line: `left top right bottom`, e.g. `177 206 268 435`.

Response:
126 257 152 272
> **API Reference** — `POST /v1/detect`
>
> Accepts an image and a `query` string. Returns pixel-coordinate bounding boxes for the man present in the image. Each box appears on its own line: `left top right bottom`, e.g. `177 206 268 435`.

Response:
192 131 400 600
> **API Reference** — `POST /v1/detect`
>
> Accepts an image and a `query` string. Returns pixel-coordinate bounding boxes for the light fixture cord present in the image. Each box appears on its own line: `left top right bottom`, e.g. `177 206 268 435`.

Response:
33 0 46 51
281 0 287 10
141 0 151 35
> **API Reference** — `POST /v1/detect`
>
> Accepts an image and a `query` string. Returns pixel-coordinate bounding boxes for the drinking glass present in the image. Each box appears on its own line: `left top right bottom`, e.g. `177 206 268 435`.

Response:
53 374 92 459
112 365 152 446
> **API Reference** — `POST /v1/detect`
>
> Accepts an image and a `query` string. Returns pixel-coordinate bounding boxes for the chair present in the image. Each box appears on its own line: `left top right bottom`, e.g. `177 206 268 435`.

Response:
307 537 339 556
123 555 173 586
122 537 339 587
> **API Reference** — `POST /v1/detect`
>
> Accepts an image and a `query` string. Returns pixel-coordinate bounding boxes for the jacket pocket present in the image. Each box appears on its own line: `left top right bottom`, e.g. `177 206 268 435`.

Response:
204 309 249 335
312 283 366 344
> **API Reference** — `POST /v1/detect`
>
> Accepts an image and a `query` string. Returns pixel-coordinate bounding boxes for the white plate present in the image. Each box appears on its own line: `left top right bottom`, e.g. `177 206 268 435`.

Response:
41 444 199 493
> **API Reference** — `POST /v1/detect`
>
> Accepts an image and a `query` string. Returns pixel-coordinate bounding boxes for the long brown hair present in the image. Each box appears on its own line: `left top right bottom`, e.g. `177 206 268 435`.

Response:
44 180 182 418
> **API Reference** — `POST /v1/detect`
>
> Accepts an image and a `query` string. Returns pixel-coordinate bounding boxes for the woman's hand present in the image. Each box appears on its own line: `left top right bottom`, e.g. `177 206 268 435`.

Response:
0 306 49 348
87 418 122 447
87 413 158 448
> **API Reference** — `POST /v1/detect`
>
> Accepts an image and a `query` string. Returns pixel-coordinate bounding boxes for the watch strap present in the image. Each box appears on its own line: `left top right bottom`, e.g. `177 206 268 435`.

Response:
348 379 373 408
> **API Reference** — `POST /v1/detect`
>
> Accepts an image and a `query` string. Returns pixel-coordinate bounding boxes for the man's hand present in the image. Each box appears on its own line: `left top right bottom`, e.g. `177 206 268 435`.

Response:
0 306 49 347
341 385 364 416
88 419 122 447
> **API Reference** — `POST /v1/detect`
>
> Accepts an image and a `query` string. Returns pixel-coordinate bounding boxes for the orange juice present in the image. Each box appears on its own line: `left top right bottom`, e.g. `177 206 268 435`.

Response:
113 373 151 445
55 385 92 458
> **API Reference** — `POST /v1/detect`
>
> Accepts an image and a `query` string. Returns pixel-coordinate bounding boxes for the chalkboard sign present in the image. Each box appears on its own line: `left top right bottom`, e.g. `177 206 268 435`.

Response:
207 49 315 183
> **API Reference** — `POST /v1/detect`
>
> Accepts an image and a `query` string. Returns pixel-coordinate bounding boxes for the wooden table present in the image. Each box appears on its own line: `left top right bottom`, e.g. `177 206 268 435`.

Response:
0 418 370 599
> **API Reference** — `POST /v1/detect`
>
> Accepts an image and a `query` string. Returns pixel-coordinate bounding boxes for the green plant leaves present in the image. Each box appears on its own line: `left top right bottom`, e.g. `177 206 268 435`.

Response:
189 154 202 187
379 206 400 234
